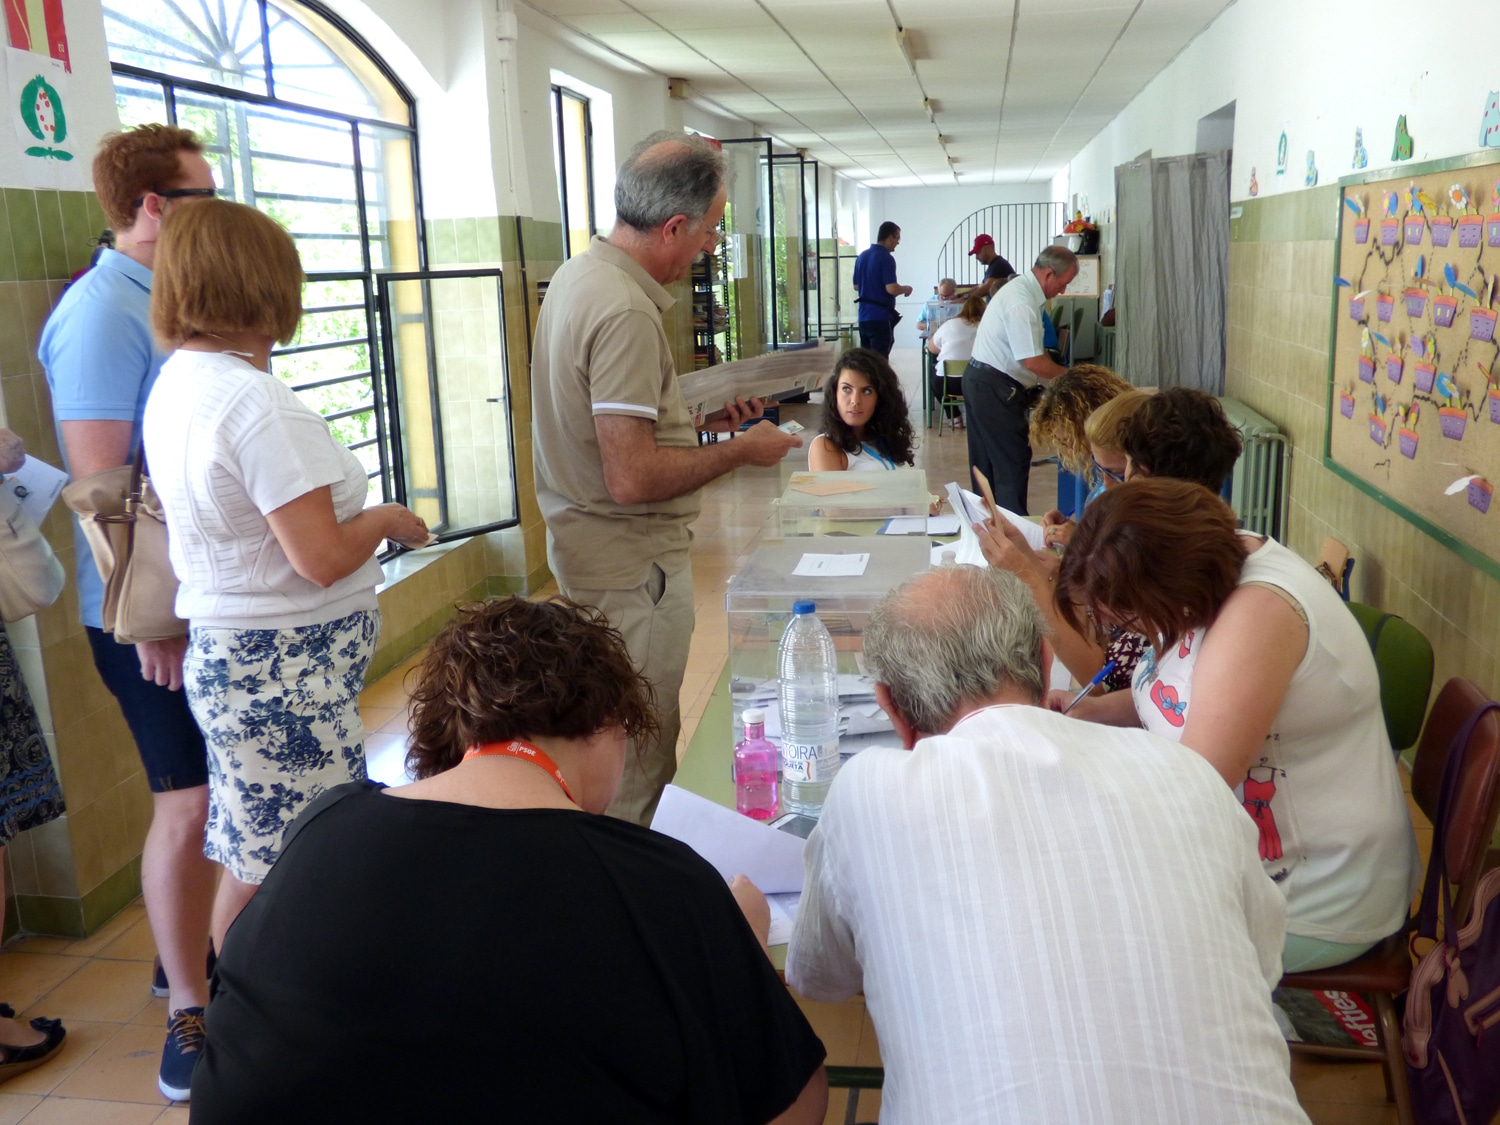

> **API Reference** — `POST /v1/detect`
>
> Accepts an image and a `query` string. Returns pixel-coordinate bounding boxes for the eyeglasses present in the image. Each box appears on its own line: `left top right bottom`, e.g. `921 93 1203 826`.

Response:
1091 458 1126 484
131 187 219 209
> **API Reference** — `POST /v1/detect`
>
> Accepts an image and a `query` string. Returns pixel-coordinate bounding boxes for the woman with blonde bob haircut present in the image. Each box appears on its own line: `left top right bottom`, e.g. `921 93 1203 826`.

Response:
144 200 429 948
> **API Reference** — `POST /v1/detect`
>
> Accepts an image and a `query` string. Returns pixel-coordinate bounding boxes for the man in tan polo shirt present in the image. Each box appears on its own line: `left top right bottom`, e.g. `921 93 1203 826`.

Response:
532 131 801 825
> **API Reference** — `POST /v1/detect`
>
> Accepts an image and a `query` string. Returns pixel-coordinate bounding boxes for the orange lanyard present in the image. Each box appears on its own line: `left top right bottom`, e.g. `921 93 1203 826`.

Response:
462 739 576 805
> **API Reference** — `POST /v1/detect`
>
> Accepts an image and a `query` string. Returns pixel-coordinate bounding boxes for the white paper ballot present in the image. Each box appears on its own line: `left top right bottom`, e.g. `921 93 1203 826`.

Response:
791 552 869 578
879 515 926 535
998 505 1048 551
650 785 806 894
927 513 962 535
0 456 69 525
767 892 801 947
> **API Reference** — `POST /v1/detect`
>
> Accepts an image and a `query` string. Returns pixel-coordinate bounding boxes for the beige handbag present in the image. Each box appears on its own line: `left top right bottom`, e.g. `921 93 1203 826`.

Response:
0 484 65 623
61 453 187 643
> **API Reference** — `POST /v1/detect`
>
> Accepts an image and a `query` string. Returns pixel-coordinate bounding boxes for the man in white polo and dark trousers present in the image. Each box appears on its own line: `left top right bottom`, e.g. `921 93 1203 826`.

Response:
962 245 1078 514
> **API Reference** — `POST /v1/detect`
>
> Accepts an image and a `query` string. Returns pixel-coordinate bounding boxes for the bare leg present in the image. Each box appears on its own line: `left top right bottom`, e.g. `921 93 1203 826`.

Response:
0 849 44 1048
210 873 258 954
142 787 215 1014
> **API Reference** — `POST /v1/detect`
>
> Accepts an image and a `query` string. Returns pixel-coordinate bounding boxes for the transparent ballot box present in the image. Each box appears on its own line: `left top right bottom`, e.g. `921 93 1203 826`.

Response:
773 468 930 536
724 535 930 753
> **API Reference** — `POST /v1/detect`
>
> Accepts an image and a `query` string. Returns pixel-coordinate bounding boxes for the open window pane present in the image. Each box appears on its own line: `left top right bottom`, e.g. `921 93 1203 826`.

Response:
552 87 594 259
377 271 518 541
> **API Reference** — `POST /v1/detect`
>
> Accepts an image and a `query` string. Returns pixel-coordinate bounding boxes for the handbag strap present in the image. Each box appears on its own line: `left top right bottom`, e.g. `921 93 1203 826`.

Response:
1415 699 1500 941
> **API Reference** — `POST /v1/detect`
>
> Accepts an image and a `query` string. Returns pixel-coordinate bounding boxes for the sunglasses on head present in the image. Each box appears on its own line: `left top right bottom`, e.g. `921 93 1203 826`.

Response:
131 187 219 209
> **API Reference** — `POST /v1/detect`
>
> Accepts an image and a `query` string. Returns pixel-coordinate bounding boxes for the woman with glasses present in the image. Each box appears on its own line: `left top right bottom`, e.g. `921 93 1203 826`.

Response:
1055 479 1417 974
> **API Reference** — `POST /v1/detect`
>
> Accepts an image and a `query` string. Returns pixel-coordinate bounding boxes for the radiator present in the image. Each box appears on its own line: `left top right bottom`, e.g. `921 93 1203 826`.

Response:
1218 397 1290 540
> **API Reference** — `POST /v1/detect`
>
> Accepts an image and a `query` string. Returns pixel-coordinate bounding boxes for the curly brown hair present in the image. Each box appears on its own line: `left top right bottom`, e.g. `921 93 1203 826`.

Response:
404 597 658 780
1055 478 1246 656
819 347 915 464
93 124 203 231
1028 364 1132 477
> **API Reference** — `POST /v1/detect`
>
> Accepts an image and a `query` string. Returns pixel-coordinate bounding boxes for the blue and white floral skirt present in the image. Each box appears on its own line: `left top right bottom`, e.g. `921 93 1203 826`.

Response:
184 609 378 884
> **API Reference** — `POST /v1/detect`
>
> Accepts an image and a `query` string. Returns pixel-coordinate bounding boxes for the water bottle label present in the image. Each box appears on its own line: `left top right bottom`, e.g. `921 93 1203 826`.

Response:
780 738 840 782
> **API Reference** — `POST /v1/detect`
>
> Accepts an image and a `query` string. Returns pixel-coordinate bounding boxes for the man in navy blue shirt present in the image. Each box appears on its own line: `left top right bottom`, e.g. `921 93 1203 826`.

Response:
852 222 912 356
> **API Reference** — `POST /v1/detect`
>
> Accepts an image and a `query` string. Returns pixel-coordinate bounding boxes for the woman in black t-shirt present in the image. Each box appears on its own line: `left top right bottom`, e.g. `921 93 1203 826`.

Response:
192 597 828 1124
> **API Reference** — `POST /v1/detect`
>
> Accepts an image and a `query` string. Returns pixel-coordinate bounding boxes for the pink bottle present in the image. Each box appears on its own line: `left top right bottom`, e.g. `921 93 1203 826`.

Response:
734 708 780 821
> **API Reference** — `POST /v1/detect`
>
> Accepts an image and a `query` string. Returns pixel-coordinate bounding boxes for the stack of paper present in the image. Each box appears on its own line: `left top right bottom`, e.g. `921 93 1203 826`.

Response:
730 673 902 757
678 344 832 428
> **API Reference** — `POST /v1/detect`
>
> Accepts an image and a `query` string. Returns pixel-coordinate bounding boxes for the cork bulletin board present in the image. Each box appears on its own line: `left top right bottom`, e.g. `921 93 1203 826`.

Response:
1325 151 1500 578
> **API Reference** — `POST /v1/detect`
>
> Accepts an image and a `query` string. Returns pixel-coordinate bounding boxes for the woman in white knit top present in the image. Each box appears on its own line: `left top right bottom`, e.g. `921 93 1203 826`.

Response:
143 200 429 946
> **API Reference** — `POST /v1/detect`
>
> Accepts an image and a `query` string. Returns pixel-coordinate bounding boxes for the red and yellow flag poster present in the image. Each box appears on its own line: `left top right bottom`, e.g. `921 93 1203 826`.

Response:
5 0 69 73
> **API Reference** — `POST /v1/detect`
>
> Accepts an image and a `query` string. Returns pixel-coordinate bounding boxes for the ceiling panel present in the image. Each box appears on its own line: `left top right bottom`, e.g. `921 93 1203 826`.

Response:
519 0 1235 183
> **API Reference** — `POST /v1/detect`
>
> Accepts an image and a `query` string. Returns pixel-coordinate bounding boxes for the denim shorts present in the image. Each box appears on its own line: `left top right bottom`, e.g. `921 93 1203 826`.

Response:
86 626 209 793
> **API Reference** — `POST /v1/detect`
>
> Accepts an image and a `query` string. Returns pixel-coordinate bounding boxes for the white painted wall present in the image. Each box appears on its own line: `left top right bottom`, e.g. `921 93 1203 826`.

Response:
1057 0 1500 223
875 181 1058 349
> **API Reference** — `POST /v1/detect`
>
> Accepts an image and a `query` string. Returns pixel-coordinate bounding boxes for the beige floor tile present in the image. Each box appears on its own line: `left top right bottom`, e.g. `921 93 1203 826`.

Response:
25 960 153 1024
15 1097 166 1124
0 955 85 1015
791 994 865 1064
357 673 412 711
1 1020 122 1097
357 704 400 734
51 1023 171 1105
93 918 156 964
2 941 72 958
59 907 146 961
127 999 168 1029
0 1094 40 1125
154 1109 189 1124
377 709 412 735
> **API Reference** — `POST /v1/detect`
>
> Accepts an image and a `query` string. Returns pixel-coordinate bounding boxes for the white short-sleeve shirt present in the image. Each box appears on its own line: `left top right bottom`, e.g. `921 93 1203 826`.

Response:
144 350 382 629
970 269 1046 387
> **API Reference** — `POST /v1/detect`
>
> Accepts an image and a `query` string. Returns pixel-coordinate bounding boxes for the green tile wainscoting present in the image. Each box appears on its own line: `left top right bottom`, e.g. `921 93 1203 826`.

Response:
1228 187 1500 702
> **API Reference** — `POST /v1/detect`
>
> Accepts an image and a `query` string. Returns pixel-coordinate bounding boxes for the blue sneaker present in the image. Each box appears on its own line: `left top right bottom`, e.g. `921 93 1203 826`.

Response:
158 1006 205 1101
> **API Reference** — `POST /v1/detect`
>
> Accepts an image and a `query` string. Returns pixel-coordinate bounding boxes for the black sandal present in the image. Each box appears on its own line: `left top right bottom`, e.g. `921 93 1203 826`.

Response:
0 1003 65 1081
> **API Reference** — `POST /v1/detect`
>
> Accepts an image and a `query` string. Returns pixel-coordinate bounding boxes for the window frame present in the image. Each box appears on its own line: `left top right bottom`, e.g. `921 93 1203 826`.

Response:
105 0 428 513
550 83 596 260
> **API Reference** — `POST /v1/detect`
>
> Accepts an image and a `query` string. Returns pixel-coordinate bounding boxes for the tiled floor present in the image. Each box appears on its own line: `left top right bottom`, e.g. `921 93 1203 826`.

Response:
0 350 1426 1121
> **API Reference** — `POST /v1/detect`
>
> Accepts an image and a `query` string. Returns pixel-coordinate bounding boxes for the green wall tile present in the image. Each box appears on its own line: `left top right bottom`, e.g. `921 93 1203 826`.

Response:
58 191 96 276
477 217 501 263
429 218 457 265
0 193 16 283
80 855 141 934
13 892 84 938
34 191 66 280
498 215 519 261
3 189 44 282
454 217 479 263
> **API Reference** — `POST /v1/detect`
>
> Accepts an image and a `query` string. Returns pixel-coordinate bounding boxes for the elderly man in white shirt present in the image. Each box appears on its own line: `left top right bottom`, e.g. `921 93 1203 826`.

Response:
786 565 1310 1125
964 245 1078 513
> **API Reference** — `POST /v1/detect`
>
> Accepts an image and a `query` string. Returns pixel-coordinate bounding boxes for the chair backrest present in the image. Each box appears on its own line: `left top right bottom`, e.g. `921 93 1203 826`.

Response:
943 359 967 378
1409 678 1500 926
1346 601 1435 752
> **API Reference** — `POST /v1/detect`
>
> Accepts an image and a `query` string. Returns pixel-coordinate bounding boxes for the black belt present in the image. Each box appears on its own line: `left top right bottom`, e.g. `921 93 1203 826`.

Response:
964 359 1043 411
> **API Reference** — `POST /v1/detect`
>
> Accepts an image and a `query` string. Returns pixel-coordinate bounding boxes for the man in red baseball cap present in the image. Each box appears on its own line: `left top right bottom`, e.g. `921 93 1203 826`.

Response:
962 233 1016 298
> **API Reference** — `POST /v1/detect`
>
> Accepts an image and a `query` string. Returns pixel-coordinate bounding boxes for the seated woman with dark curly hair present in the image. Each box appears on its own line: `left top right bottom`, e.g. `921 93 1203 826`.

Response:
191 597 828 1123
808 347 915 471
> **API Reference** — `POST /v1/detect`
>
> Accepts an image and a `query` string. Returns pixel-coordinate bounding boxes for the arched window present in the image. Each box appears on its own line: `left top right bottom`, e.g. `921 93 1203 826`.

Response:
103 0 423 504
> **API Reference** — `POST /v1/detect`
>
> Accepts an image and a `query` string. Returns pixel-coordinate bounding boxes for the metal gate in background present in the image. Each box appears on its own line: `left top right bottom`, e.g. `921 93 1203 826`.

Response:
936 203 1067 289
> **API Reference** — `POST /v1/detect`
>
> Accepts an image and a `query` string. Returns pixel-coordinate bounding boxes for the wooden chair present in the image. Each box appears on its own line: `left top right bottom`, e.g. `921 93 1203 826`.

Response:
937 359 966 436
1346 602 1435 755
1278 678 1500 1125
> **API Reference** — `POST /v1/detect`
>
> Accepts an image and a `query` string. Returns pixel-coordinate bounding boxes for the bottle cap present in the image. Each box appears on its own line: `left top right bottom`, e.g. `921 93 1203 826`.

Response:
792 600 816 614
741 707 765 725
940 549 957 566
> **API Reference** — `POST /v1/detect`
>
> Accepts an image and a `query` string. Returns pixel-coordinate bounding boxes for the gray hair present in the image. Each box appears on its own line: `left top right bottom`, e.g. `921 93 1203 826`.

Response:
864 566 1047 735
938 277 957 291
614 130 727 233
1035 245 1079 275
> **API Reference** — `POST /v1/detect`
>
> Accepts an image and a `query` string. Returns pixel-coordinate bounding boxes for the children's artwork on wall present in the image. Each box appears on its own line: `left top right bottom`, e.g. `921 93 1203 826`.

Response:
1305 151 1318 187
1353 128 1368 170
1327 151 1500 574
1392 115 1414 161
1481 93 1500 149
1249 167 1259 196
1277 131 1288 176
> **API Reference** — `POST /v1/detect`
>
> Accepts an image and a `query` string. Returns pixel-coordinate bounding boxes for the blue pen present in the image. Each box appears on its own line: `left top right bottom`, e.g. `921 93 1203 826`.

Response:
1062 660 1117 715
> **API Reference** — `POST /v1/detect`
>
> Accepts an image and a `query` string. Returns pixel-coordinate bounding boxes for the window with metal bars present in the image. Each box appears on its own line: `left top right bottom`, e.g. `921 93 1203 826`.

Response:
103 0 420 506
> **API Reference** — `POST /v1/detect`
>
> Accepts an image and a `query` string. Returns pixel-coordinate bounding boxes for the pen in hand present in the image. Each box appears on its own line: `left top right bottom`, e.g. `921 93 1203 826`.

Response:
1062 660 1118 715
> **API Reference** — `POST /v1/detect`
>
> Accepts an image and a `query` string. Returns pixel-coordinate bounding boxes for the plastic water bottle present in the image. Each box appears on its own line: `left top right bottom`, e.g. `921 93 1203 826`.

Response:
734 708 780 821
777 601 841 815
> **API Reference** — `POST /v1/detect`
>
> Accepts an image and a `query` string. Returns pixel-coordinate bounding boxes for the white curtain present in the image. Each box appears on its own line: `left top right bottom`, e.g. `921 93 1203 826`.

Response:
1114 150 1231 393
